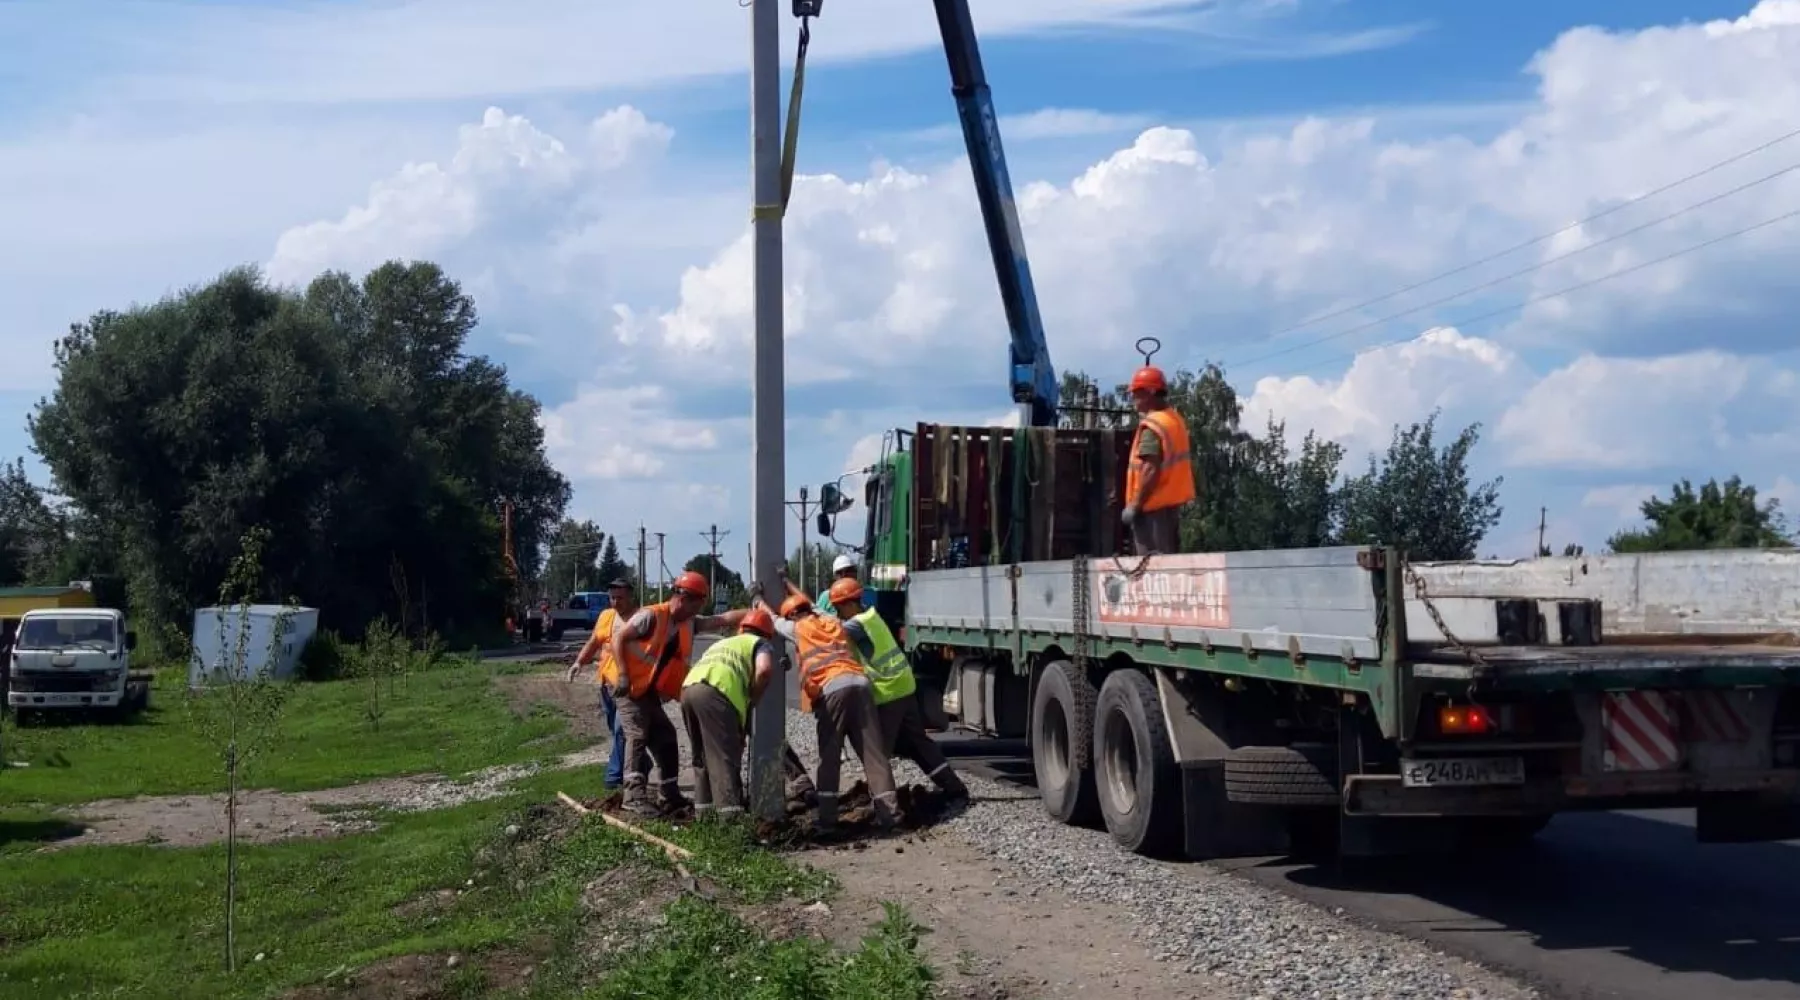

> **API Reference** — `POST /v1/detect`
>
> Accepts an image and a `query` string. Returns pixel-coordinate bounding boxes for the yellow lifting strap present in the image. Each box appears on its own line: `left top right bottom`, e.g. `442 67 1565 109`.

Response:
778 17 813 215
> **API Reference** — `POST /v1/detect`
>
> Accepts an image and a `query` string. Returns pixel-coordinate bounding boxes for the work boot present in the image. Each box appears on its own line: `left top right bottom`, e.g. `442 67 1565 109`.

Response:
937 771 971 807
871 792 900 831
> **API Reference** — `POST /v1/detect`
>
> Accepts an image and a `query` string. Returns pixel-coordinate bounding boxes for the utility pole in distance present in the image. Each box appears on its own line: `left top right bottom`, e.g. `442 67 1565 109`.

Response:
636 525 648 606
654 531 667 598
747 0 788 823
700 524 731 609
785 486 820 594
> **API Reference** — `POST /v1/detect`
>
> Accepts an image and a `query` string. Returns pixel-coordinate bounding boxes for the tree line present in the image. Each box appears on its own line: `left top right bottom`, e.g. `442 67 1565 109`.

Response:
1059 368 1796 560
2 263 570 647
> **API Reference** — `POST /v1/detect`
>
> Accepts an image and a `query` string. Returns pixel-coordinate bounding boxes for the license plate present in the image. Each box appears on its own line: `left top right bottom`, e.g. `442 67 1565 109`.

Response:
40 694 86 706
1401 756 1525 788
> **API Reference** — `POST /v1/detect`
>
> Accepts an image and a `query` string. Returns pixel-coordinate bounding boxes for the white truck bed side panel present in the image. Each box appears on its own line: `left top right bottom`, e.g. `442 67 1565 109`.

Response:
1413 551 1800 635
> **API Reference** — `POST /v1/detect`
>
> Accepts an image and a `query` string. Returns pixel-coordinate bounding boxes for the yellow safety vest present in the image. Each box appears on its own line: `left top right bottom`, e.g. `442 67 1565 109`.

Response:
853 608 915 706
682 634 760 725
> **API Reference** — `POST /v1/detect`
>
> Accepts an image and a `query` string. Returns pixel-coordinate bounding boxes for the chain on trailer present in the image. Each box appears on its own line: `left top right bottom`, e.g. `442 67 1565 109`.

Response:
1069 553 1097 771
1401 557 1491 705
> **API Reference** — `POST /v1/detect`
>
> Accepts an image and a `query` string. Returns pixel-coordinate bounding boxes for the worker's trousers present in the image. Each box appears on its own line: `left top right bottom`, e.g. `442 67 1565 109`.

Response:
614 691 684 811
879 694 968 799
1131 506 1181 555
813 679 898 828
679 683 746 814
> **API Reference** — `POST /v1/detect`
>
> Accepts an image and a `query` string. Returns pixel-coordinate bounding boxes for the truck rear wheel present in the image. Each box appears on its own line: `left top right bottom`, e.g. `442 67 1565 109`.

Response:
1093 669 1180 857
1031 659 1099 826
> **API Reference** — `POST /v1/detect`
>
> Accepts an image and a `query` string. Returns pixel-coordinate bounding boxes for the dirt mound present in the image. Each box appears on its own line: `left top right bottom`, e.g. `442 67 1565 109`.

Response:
573 781 957 849
755 780 956 848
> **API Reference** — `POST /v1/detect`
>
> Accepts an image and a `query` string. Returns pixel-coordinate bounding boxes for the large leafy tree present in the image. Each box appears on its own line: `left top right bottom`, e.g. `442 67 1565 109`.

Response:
29 262 570 641
1335 413 1502 561
1608 477 1792 552
542 519 607 596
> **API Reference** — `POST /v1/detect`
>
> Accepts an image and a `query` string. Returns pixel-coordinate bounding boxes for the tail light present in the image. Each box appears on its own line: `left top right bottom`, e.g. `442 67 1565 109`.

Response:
1438 704 1495 735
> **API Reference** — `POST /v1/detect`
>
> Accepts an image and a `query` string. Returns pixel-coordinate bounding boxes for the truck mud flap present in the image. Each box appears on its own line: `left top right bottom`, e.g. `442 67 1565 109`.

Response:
1696 795 1800 844
1180 761 1289 860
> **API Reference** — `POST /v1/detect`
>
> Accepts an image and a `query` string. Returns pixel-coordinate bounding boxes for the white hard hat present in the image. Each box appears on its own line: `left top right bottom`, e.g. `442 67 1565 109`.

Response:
832 554 858 574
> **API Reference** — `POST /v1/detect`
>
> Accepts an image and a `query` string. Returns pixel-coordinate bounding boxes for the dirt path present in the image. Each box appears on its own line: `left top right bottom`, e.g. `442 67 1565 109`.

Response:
805 835 1236 999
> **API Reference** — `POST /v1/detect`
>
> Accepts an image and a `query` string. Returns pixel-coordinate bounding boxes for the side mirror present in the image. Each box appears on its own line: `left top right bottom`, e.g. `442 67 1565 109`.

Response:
816 511 833 538
126 631 138 651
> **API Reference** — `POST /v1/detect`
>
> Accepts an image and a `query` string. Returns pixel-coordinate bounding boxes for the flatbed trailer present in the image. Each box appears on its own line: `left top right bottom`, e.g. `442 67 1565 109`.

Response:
829 424 1800 858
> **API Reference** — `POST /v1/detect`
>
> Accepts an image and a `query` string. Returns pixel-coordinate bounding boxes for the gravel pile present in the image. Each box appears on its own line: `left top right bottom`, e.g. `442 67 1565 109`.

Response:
778 707 1537 1000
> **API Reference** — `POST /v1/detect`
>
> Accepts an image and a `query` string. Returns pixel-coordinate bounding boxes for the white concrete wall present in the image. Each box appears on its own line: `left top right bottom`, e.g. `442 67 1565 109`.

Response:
1412 551 1800 635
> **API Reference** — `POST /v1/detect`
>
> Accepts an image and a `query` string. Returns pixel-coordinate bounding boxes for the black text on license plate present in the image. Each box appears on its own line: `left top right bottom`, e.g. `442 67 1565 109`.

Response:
1401 756 1525 788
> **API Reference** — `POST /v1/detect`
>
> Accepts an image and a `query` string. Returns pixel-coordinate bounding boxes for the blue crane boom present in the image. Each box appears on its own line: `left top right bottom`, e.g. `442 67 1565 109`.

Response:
929 0 1060 427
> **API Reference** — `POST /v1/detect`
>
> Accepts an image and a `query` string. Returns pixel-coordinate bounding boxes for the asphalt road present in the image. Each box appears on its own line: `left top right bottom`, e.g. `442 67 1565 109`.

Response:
503 641 1800 999
949 739 1800 1000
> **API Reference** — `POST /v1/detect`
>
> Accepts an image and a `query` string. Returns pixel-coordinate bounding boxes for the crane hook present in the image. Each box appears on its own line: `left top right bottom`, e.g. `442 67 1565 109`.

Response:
1135 337 1162 367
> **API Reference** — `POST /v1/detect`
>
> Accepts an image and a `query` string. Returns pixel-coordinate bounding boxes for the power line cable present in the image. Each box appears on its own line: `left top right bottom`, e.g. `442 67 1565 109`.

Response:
1237 122 1800 352
1229 159 1800 372
1267 204 1800 381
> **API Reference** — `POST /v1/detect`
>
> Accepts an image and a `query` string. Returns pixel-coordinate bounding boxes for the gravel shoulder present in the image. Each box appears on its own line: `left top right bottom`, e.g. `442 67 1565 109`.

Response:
807 832 1236 999
777 705 1540 1000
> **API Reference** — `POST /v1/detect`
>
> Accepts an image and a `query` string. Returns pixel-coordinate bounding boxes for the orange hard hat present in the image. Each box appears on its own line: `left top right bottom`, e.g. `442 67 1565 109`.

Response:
1129 366 1167 394
672 570 709 600
739 608 775 638
779 594 813 619
827 577 864 606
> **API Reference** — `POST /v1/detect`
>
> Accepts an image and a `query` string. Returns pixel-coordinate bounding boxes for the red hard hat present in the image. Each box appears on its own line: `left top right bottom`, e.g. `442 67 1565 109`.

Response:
673 571 709 600
739 608 775 638
827 577 864 606
1129 366 1167 394
779 594 813 619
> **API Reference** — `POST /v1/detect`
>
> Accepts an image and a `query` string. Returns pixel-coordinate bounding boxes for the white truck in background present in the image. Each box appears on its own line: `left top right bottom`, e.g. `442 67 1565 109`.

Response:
6 607 149 722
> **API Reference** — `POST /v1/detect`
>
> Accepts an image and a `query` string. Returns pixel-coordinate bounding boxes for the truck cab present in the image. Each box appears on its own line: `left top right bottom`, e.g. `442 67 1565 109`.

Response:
546 591 612 641
7 607 145 718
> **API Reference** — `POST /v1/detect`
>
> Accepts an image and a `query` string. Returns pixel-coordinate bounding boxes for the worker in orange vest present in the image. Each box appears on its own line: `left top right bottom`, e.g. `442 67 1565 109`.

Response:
1122 362 1196 554
608 571 749 817
566 578 639 792
756 570 898 831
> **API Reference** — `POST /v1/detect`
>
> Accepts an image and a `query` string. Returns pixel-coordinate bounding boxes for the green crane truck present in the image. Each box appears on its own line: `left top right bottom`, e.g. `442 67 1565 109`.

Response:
817 423 1800 859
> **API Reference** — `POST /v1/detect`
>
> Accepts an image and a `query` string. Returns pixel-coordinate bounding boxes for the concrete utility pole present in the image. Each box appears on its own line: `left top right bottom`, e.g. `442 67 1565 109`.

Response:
636 525 648 606
700 524 731 608
654 532 667 597
747 0 787 822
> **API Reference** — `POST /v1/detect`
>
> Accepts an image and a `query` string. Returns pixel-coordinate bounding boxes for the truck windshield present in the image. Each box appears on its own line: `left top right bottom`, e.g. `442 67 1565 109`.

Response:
16 617 116 650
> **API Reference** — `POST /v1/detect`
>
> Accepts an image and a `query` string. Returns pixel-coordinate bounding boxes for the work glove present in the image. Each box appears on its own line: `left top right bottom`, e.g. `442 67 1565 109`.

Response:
564 661 583 683
1121 505 1140 527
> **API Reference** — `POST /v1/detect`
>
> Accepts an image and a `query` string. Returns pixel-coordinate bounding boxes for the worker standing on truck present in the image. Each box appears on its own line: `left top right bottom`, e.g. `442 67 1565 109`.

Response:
608 571 749 817
566 578 638 792
679 609 781 814
1122 362 1195 555
826 578 970 804
756 571 899 831
816 554 874 617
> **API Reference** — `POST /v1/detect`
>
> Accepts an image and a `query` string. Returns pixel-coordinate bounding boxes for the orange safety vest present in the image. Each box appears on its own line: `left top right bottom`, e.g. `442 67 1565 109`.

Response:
615 603 695 701
1125 407 1196 513
591 608 621 686
793 614 866 713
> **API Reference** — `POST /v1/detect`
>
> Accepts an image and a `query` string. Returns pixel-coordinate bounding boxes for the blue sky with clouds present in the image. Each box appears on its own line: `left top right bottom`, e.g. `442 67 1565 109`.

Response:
4 0 1800 569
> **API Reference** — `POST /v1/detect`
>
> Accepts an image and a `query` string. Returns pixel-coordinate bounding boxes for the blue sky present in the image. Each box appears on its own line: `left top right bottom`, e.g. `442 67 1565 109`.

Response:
3 0 1799 568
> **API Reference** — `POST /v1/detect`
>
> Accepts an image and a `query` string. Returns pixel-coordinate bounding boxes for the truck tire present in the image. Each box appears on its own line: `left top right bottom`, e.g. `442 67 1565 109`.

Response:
1093 669 1181 856
1223 744 1341 807
1031 660 1099 826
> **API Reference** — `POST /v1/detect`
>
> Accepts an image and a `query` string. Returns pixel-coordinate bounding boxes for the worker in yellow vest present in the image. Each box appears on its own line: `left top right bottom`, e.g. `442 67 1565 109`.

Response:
566 578 638 791
826 578 968 804
755 572 898 831
1121 363 1195 554
609 571 749 817
678 608 780 815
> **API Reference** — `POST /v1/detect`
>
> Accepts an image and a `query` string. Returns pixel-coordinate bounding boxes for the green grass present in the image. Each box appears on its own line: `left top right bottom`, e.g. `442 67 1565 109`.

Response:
0 665 578 806
0 768 937 1000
